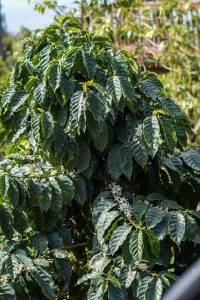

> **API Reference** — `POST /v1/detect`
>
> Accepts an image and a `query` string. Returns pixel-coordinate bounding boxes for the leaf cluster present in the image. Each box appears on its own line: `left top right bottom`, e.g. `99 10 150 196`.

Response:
0 18 200 299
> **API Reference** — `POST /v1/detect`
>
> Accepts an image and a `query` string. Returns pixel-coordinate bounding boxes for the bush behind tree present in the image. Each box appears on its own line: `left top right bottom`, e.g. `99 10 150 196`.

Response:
0 17 200 299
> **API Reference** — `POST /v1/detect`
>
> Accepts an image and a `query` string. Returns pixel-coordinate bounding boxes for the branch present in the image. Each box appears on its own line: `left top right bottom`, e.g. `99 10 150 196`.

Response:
66 242 90 249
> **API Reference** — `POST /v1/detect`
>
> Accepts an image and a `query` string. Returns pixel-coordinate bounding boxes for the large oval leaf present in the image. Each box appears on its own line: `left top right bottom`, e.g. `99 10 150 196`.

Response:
168 212 185 245
109 224 131 255
181 149 200 171
129 230 143 263
143 116 160 157
107 144 122 180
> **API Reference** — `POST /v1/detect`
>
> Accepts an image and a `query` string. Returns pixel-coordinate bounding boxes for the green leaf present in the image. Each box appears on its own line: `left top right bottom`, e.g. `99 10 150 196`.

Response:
108 283 126 300
132 200 148 222
39 181 52 211
94 122 108 152
107 144 122 180
119 143 133 180
129 230 143 263
13 210 27 233
34 82 47 105
30 266 56 300
70 90 86 134
77 138 91 172
106 76 122 103
60 77 74 103
96 210 120 243
139 75 163 100
162 156 183 174
184 215 198 241
146 193 165 202
0 174 10 199
181 149 200 171
41 111 54 139
1 85 15 109
54 250 72 283
48 63 61 91
160 200 183 210
38 46 51 72
82 51 97 79
12 275 29 298
160 97 186 119
137 277 163 300
92 192 116 225
109 224 131 255
87 91 105 123
147 230 160 258
159 116 176 151
58 175 74 202
15 254 33 269
0 203 14 239
7 178 19 208
4 255 21 278
112 54 129 77
0 283 16 300
50 177 62 213
168 212 185 245
57 225 72 246
73 175 87 205
47 232 63 249
131 125 148 168
125 269 136 288
119 76 135 101
87 282 103 300
31 233 48 255
145 207 164 229
4 91 28 121
143 116 160 157
173 124 187 148
54 122 66 162
31 114 41 142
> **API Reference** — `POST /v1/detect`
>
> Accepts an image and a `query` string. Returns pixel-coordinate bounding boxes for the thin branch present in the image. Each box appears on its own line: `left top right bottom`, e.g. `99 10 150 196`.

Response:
66 242 90 249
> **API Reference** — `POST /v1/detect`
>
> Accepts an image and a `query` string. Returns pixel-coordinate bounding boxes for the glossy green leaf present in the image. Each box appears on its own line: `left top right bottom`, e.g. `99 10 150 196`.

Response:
30 266 56 300
131 125 148 168
181 149 200 171
145 207 164 229
0 283 16 300
137 277 163 300
96 210 120 243
143 116 160 157
119 143 133 180
107 144 122 180
87 91 105 123
159 116 176 151
109 224 131 255
41 111 54 139
0 174 10 200
168 212 185 245
108 283 126 300
70 90 86 134
132 200 148 222
82 51 97 79
106 76 122 103
48 63 61 91
129 230 143 263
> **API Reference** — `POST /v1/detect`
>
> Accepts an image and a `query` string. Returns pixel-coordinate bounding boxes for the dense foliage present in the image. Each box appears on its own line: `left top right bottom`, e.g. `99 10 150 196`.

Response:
0 18 200 299
35 0 200 142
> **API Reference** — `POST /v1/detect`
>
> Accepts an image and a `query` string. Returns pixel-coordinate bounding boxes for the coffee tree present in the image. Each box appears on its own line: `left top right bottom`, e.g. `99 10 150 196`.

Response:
0 17 200 299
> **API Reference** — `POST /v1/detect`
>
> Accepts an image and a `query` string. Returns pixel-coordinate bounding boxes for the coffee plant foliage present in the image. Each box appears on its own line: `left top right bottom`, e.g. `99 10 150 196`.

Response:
0 17 200 299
